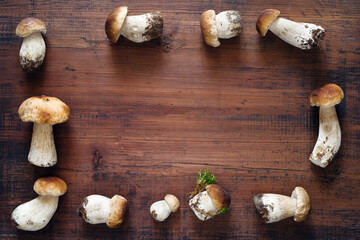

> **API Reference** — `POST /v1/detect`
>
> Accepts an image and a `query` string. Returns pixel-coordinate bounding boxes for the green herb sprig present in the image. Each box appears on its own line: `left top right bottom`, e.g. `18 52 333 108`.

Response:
188 169 217 199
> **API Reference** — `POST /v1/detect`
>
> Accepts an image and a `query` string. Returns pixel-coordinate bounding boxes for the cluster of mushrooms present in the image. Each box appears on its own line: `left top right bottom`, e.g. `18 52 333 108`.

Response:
12 4 345 233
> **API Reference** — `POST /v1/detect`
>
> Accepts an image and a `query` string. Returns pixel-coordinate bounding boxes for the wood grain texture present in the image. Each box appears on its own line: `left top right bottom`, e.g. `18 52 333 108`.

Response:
0 0 359 239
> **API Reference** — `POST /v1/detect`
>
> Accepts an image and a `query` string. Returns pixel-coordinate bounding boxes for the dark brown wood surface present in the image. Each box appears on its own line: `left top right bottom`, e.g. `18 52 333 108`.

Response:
0 0 359 239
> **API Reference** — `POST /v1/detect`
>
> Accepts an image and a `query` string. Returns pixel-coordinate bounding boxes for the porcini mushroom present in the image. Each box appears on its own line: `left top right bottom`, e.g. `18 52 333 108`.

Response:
105 6 163 43
256 9 325 50
11 177 67 231
16 17 47 71
18 96 70 167
150 194 180 221
200 10 242 47
77 194 127 228
253 187 310 223
188 169 231 221
309 84 344 168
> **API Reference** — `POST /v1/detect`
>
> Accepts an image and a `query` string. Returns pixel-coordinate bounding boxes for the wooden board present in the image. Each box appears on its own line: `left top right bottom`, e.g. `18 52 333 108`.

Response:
0 0 359 239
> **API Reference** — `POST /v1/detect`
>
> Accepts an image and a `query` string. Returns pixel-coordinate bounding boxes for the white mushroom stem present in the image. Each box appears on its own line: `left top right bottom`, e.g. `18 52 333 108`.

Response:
78 195 111 224
310 106 341 168
11 196 58 231
189 191 218 221
215 11 241 39
254 194 297 223
150 200 172 221
120 12 162 43
28 123 57 167
268 17 325 50
19 32 46 71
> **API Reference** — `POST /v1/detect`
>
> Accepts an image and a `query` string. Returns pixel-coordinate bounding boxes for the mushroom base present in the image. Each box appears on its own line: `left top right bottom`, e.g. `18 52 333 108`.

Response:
310 106 341 168
11 195 58 231
28 123 57 167
189 191 218 221
269 17 325 50
120 12 163 43
254 194 297 223
19 32 46 72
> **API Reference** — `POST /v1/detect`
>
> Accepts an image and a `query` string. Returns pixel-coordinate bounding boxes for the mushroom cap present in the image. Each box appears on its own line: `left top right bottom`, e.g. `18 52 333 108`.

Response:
33 177 67 197
205 184 231 211
200 10 220 47
291 187 311 222
105 6 128 43
164 194 180 212
309 84 344 107
18 96 70 125
106 195 127 228
16 17 47 38
256 9 280 37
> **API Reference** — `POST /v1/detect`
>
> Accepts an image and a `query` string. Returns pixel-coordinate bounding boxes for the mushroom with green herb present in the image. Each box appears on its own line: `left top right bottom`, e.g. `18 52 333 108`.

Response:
188 169 231 221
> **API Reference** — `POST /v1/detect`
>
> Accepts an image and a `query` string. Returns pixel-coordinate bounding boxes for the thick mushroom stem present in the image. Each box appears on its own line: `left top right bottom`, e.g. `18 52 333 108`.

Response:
310 106 341 168
253 194 297 223
189 191 218 221
78 195 111 225
19 32 46 71
150 200 172 221
268 18 325 50
28 123 57 167
11 196 58 231
120 12 163 43
215 11 242 39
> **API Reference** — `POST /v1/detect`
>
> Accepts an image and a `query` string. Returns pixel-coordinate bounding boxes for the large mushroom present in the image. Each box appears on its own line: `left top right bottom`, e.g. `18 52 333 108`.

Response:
200 10 242 47
256 9 325 50
11 177 67 231
18 96 70 167
253 187 310 223
188 169 231 221
16 17 47 71
309 84 344 168
105 6 163 43
77 194 128 228
150 194 180 222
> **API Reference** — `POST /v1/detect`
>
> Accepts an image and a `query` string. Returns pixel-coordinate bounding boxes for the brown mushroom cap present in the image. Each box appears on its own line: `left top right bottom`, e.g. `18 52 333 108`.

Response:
206 184 231 211
16 17 47 38
105 6 128 43
256 9 280 37
164 194 180 212
33 177 67 197
200 10 220 47
107 195 127 228
309 84 344 107
18 96 70 125
291 187 311 222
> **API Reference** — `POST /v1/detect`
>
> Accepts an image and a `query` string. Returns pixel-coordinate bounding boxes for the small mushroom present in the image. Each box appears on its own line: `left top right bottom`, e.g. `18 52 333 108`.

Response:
150 194 180 221
309 84 344 168
16 17 47 71
11 177 67 231
18 96 70 167
105 6 163 43
256 9 325 50
189 184 231 221
200 10 242 47
77 194 127 228
254 187 310 223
